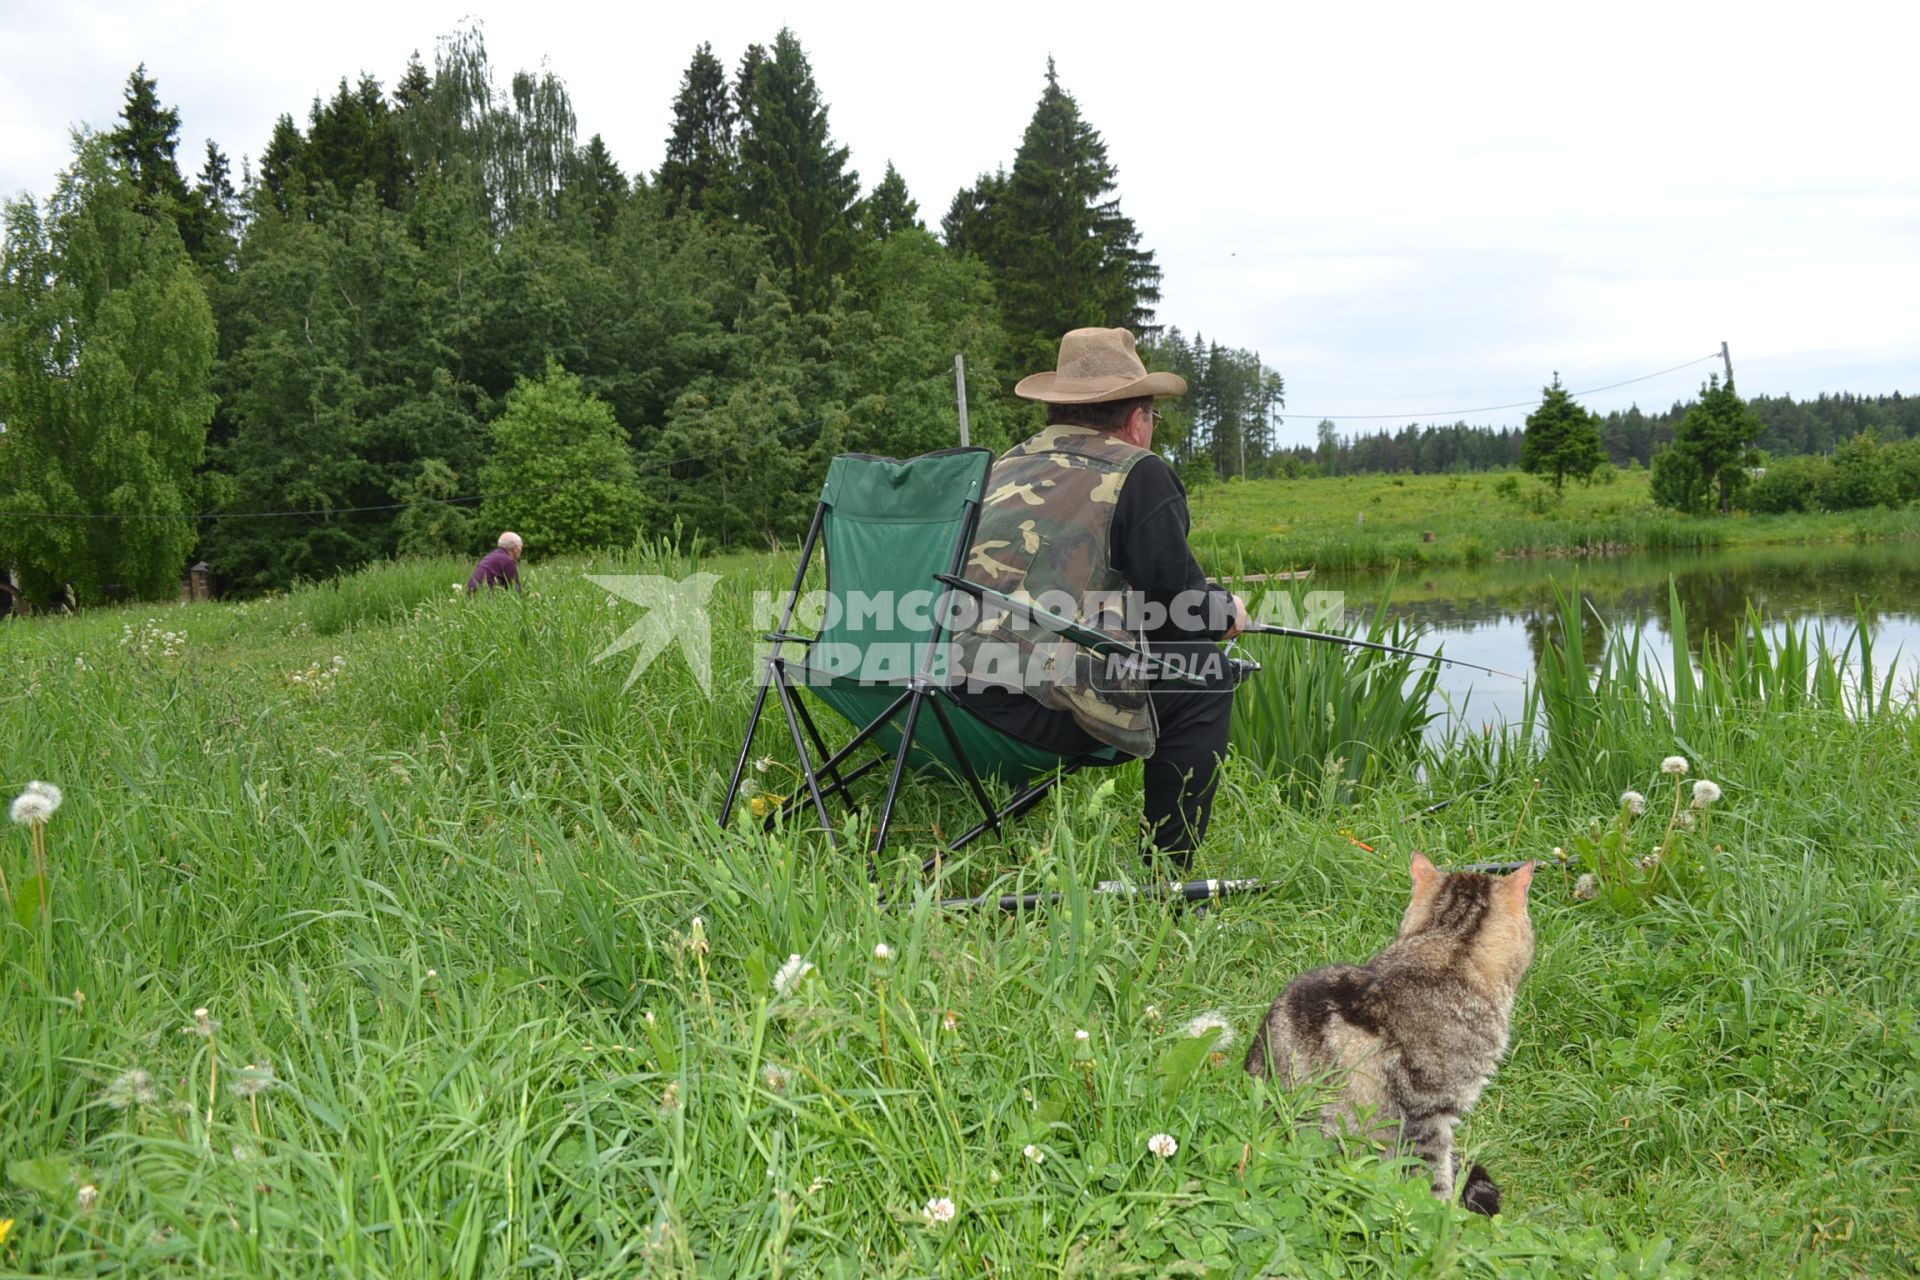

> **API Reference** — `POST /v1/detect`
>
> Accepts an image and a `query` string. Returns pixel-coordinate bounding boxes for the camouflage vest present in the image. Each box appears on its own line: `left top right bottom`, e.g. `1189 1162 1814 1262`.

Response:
953 424 1157 757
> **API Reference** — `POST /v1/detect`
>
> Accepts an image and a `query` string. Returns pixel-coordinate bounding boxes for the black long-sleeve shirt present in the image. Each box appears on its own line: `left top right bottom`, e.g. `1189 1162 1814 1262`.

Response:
1107 453 1235 645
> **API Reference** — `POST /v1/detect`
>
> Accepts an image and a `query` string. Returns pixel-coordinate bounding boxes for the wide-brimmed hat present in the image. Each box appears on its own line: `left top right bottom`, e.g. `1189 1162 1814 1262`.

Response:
1013 327 1188 404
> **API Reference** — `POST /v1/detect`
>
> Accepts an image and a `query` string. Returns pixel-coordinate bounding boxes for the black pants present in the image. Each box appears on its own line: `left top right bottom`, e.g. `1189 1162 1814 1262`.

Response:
953 641 1236 866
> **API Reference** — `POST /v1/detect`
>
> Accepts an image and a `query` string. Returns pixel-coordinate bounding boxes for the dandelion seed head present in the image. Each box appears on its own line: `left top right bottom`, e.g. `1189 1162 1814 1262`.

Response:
1661 756 1690 776
762 1064 790 1093
922 1196 956 1226
1074 1028 1090 1044
1148 1133 1178 1159
1620 790 1647 816
230 1061 278 1099
101 1068 158 1110
754 756 774 774
772 954 813 997
1183 1011 1237 1051
872 942 894 964
660 1081 681 1113
9 788 57 826
77 1184 99 1211
1573 873 1600 901
1691 780 1722 809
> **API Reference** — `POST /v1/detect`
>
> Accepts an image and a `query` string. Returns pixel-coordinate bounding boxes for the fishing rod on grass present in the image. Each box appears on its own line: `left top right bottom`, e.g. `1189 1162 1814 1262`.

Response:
1238 623 1526 682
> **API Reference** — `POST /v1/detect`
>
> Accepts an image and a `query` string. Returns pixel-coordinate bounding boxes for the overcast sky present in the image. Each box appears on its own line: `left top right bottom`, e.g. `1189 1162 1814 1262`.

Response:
3 1 1914 444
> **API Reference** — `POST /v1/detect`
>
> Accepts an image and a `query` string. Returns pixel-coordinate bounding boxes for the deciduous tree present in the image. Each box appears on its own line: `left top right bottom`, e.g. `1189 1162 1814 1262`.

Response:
0 138 216 602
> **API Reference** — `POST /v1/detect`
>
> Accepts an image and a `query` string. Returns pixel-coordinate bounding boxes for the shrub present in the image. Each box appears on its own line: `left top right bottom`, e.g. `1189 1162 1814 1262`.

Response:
1746 455 1827 513
1815 431 1901 511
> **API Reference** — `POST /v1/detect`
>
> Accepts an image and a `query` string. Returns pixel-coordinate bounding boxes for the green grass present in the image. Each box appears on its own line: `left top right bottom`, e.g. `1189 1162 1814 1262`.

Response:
1190 470 1920 575
1 545 1916 1276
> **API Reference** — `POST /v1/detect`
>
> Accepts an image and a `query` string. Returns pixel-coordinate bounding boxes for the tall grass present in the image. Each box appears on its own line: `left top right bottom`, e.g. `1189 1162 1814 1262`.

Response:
0 551 1916 1275
1230 583 1442 805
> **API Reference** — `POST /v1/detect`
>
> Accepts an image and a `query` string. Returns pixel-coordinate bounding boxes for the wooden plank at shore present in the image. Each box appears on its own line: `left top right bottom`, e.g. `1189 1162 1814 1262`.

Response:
1230 569 1313 583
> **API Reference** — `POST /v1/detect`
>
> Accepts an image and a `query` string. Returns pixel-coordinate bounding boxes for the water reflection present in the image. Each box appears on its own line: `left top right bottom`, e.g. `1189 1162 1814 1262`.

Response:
1306 543 1920 732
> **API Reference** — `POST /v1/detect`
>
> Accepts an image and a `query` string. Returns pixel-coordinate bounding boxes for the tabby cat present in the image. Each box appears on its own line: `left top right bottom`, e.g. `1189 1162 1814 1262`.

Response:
1245 853 1536 1215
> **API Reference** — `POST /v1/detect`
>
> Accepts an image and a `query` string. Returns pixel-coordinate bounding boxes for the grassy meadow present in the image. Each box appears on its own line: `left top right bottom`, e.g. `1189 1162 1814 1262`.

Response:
1189 469 1920 575
1 533 1917 1276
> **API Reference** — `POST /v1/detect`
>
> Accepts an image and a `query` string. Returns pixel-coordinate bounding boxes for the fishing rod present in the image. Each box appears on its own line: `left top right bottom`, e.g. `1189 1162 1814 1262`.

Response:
1239 623 1525 682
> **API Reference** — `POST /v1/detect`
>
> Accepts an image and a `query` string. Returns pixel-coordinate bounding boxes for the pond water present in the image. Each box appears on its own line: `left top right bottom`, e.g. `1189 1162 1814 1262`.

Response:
1269 543 1920 733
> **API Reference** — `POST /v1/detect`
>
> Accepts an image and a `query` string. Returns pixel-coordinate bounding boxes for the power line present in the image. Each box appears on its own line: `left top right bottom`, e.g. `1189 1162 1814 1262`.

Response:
0 367 958 524
1283 352 1723 421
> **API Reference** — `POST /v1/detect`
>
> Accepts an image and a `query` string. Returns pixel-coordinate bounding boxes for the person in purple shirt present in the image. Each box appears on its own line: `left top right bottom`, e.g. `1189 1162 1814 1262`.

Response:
466 531 523 593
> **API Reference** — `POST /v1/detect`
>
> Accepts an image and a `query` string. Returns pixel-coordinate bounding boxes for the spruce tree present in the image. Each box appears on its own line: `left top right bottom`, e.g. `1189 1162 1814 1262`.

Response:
109 64 192 216
657 43 736 216
732 28 859 312
944 59 1161 379
1520 374 1606 492
865 161 919 239
568 134 628 237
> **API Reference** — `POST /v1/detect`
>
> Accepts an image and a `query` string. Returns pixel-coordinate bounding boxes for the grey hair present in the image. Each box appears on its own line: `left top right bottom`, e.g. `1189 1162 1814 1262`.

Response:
497 531 523 552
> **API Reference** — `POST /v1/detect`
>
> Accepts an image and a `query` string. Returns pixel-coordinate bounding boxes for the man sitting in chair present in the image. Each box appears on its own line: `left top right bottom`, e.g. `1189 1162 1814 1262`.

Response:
951 327 1249 869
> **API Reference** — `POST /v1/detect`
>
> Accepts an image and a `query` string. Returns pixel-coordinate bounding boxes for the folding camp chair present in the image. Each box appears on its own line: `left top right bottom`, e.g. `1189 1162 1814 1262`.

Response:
719 448 1265 902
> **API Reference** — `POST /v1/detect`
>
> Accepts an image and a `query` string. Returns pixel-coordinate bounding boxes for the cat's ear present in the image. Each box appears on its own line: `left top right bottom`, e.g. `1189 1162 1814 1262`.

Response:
1506 861 1536 897
1410 851 1441 887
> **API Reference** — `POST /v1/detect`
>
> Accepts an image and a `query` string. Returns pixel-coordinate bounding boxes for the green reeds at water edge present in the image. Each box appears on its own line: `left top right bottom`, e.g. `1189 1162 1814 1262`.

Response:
1228 581 1442 805
1535 576 1906 792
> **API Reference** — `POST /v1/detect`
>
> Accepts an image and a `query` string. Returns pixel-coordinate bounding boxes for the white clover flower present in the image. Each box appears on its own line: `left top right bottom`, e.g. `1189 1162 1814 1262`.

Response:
1148 1133 1178 1159
1691 780 1722 809
660 1081 681 1113
77 1184 99 1211
1022 1143 1044 1164
773 954 813 997
1661 756 1690 776
922 1196 956 1226
1620 790 1647 816
1573 873 1600 901
75 655 87 670
872 942 895 965
1183 1011 1237 1051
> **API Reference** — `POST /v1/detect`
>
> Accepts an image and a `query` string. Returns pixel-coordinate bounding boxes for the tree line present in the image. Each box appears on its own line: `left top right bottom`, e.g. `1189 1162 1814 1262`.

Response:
1292 389 1917 480
0 28 1290 603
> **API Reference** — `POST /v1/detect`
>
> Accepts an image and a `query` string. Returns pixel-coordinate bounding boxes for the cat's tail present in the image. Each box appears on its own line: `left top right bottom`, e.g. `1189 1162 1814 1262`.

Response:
1459 1164 1501 1216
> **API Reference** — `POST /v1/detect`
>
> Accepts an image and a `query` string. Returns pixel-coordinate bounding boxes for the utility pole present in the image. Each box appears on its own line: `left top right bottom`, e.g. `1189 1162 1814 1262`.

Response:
1720 341 1734 387
954 353 971 447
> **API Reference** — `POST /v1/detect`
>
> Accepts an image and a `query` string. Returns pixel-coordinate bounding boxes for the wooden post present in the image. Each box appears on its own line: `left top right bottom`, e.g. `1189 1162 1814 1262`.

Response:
190 561 212 602
954 353 971 447
1720 341 1734 387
